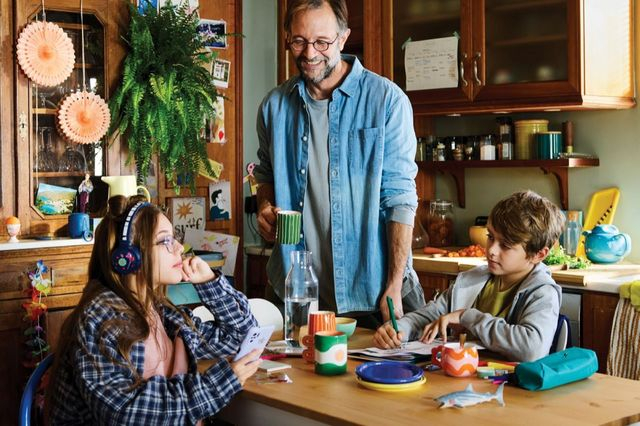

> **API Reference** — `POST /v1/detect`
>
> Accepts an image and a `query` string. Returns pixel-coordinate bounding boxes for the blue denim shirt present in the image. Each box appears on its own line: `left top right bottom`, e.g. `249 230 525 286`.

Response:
255 56 418 313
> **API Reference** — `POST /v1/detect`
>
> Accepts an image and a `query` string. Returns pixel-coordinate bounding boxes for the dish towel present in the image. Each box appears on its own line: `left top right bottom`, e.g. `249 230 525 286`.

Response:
607 281 640 380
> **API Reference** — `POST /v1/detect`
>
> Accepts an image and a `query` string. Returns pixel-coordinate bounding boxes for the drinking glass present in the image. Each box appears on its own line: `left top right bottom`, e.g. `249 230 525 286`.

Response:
34 127 57 172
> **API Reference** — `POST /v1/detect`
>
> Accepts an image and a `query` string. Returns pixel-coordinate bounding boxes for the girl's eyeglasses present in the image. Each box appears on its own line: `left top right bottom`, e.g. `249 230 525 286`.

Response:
155 235 180 253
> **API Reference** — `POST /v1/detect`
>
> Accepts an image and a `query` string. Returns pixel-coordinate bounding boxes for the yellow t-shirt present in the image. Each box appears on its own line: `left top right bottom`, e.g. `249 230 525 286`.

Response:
474 277 521 318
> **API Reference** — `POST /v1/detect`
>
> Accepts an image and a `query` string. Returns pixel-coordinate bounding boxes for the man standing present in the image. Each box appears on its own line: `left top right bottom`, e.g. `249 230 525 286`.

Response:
254 0 424 327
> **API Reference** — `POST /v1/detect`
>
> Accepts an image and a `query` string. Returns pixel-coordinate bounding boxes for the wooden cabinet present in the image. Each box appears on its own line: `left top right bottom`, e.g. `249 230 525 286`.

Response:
416 272 451 302
389 0 634 115
246 253 270 298
582 291 618 374
10 0 127 238
0 244 92 425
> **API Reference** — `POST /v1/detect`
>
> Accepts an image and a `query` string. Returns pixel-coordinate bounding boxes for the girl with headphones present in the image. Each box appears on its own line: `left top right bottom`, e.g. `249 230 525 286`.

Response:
48 195 261 424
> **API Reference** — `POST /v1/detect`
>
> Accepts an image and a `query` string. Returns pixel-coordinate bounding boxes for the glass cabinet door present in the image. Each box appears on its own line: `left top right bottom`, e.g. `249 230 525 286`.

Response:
482 0 568 87
29 10 106 217
392 0 473 106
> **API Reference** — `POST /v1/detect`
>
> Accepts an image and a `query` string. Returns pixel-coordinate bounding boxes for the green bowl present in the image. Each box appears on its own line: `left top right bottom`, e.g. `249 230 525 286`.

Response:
335 317 357 338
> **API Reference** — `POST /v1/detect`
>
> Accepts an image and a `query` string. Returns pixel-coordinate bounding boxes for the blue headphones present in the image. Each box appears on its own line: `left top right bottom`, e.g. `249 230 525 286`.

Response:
111 201 150 275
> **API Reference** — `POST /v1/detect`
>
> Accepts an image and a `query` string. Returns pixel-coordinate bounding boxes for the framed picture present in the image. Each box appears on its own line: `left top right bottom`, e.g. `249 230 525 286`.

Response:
197 19 227 49
170 197 206 242
159 0 199 15
137 0 159 14
211 59 231 89
209 180 232 221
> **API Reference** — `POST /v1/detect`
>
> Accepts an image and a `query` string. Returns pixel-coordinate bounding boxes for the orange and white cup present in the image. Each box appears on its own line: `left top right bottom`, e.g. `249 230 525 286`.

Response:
431 342 479 377
302 311 336 362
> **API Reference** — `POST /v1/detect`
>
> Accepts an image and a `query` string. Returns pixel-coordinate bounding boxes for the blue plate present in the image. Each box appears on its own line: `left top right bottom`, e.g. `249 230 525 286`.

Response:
355 361 424 384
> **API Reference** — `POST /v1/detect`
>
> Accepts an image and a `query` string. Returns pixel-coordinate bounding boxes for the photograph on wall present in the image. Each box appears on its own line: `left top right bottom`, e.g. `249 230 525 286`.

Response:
197 19 227 49
137 0 159 14
210 97 225 143
209 180 232 220
170 197 206 242
211 59 231 89
183 228 239 276
199 158 224 181
159 0 199 15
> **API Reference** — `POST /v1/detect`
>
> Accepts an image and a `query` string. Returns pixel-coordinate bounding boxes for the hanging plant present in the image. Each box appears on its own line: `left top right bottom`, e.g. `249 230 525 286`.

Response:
22 260 52 366
109 1 221 192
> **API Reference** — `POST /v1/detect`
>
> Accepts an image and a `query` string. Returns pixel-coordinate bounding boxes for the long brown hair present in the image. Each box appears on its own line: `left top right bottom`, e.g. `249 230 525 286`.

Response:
48 195 191 402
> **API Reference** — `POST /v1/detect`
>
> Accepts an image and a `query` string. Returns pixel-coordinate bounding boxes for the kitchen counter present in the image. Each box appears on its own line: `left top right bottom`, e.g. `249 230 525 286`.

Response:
412 251 640 294
0 237 93 251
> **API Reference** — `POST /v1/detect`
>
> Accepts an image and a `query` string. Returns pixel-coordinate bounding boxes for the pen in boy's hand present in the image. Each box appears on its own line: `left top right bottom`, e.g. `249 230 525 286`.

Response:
386 296 399 333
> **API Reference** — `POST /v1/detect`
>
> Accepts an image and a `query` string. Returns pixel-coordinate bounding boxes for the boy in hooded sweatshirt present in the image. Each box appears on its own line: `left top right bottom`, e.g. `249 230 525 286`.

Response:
374 190 566 362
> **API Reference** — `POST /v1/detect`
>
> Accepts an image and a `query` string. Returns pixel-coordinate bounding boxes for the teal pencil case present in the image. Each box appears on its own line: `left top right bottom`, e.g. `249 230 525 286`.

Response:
515 347 599 391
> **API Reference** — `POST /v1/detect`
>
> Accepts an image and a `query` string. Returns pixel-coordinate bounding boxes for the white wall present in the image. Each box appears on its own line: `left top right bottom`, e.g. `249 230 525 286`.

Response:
242 0 277 246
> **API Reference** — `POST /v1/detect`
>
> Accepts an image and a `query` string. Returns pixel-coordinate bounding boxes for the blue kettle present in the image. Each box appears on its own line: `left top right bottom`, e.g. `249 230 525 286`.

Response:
583 224 631 264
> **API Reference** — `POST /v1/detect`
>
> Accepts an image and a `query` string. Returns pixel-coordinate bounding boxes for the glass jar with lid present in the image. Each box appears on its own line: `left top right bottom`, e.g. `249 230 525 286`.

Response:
427 200 455 247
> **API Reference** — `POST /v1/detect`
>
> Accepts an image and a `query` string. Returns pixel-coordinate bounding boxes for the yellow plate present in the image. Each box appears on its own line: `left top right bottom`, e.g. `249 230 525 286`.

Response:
356 376 426 392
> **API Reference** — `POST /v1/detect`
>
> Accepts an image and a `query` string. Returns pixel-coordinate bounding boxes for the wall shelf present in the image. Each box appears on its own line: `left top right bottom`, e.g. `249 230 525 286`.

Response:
418 158 599 209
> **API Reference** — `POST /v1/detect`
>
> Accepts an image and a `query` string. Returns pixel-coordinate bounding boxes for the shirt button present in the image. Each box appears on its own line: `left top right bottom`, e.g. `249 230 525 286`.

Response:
302 135 308 141
303 104 307 109
331 169 338 177
300 169 306 175
299 201 303 207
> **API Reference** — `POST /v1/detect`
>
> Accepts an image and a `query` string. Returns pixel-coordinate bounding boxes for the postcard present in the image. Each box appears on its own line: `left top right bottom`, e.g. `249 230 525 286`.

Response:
197 19 227 49
211 59 231 89
209 180 232 220
170 197 206 242
183 228 240 276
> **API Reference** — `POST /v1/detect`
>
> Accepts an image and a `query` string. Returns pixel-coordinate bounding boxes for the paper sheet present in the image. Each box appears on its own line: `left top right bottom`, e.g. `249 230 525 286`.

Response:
348 339 485 361
404 36 459 91
184 228 239 276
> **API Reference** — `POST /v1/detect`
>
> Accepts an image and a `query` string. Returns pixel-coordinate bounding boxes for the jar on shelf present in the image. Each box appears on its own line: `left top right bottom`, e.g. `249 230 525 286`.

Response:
434 141 446 161
514 119 548 160
427 200 455 247
479 134 496 160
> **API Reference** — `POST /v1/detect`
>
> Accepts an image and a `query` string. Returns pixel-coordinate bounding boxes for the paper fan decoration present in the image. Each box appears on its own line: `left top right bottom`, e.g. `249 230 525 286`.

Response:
16 21 75 87
57 91 110 144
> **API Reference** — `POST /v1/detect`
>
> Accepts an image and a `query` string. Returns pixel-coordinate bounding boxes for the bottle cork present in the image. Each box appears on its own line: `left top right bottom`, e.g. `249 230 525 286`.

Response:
562 121 573 153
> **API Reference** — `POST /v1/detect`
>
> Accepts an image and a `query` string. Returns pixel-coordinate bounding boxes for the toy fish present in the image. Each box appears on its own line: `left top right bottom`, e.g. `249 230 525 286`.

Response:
435 383 505 409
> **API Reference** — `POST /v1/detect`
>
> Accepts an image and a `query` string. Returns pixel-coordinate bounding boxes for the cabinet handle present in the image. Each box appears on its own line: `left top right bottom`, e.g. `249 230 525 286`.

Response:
19 112 28 142
473 52 483 86
459 53 468 87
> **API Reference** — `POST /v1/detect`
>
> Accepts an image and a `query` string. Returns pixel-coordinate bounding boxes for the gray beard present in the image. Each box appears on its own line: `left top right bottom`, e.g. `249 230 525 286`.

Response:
296 57 337 85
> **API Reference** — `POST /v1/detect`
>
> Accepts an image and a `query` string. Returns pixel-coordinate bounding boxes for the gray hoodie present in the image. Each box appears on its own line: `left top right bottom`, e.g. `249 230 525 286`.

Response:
396 262 561 362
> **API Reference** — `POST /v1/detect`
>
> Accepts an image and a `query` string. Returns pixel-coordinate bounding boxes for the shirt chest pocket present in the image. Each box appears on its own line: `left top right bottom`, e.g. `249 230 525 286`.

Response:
348 127 382 171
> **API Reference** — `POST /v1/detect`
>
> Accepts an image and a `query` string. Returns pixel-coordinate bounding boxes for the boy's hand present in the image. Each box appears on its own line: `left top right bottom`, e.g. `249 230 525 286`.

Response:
373 323 404 349
181 256 215 284
257 204 280 242
419 309 466 343
230 349 262 386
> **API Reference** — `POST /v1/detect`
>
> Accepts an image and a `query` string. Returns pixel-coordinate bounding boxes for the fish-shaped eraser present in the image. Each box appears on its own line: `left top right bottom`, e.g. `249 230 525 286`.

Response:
435 383 505 409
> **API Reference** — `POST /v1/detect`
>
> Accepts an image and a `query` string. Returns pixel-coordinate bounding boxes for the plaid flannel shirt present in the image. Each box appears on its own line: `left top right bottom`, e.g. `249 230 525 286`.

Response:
50 275 257 425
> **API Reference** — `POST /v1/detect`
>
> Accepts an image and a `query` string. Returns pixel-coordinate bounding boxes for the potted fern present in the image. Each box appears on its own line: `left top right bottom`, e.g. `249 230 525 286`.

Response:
109 1 220 192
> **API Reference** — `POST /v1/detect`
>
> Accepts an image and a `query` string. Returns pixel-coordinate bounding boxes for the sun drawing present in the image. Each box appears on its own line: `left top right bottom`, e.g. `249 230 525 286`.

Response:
176 201 193 220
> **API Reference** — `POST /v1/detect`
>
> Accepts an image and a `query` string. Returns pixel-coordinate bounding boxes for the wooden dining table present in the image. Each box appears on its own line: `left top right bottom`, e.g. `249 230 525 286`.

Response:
213 329 640 426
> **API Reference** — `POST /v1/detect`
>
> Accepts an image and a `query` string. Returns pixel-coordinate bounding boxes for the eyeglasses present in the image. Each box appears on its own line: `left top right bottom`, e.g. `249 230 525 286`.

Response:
289 34 340 52
155 235 180 254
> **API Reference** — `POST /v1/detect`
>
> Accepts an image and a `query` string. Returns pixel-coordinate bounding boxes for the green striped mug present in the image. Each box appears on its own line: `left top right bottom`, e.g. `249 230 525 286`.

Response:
276 210 302 245
314 331 347 376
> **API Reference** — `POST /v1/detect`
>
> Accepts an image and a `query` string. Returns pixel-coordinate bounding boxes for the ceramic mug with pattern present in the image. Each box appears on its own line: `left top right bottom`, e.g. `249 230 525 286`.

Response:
314 330 347 376
431 342 479 377
302 311 336 362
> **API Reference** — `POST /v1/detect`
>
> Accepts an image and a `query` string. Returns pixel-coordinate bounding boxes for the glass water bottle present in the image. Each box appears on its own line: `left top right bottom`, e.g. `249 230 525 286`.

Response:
284 250 319 345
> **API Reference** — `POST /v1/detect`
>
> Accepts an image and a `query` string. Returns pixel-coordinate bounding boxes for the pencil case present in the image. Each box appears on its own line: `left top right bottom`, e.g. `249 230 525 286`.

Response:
514 347 598 391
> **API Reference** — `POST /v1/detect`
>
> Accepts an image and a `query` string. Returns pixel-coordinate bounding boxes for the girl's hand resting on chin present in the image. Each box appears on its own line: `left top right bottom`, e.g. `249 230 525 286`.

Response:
181 255 216 284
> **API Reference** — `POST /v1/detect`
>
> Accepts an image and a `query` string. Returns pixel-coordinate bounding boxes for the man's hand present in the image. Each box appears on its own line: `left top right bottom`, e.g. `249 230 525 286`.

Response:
257 204 279 242
373 323 404 349
419 309 465 343
379 285 403 323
